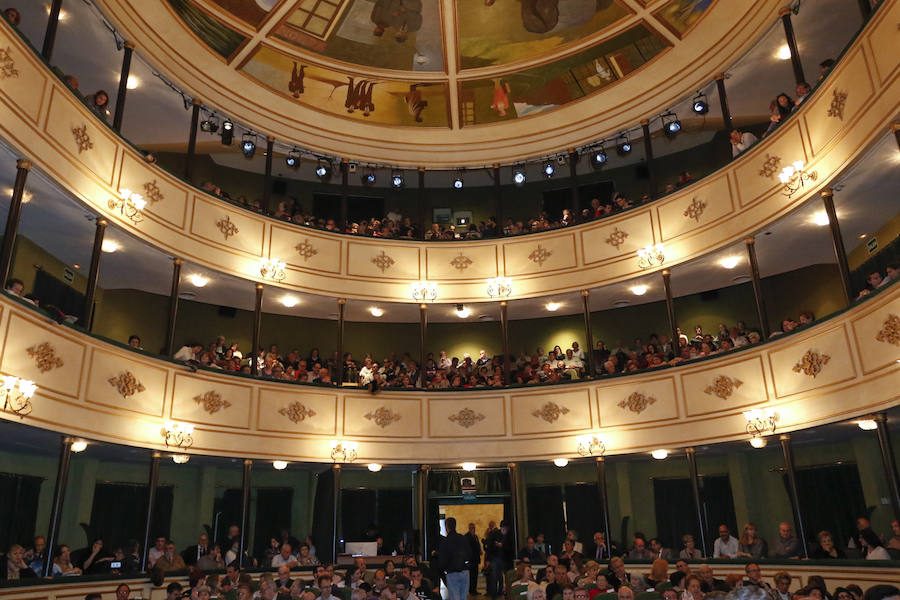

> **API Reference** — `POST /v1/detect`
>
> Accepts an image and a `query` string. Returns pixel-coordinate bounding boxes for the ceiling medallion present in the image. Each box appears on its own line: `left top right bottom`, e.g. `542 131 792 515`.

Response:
25 342 64 373
193 391 231 414
827 89 848 120
528 244 553 266
0 47 19 79
279 401 316 423
683 197 707 222
703 375 743 400
605 227 629 250
108 371 145 399
216 215 239 240
758 153 781 179
618 391 657 414
448 407 486 428
792 350 831 378
532 401 570 423
71 124 93 154
875 314 900 346
365 406 402 428
295 238 319 262
450 253 473 272
371 250 396 273
142 180 165 205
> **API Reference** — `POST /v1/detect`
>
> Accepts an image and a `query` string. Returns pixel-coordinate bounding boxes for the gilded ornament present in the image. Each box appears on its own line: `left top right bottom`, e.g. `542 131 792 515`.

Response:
758 153 781 179
279 401 316 423
193 391 231 414
875 314 900 346
71 124 93 154
25 342 64 373
449 253 473 272
827 89 848 120
528 244 553 266
295 239 318 261
108 371 145 399
605 227 629 250
216 215 239 240
532 401 570 423
618 392 657 414
371 251 396 273
792 350 831 378
142 180 164 205
448 407 485 428
703 375 743 400
683 197 707 222
0 47 19 79
365 406 402 428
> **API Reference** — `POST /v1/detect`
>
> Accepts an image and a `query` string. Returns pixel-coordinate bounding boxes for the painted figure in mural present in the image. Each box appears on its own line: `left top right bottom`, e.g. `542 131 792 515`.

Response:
490 79 512 117
289 62 306 98
404 84 428 122
345 77 377 116
521 0 559 33
371 0 423 43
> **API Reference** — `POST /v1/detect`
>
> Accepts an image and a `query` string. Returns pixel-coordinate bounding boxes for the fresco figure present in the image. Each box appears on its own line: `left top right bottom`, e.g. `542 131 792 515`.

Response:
344 77 377 116
521 0 559 33
371 0 424 43
405 84 428 122
289 62 305 97
491 78 512 116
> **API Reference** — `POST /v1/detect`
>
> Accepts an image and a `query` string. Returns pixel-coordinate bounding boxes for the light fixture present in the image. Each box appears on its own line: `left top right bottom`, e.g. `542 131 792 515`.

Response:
452 173 464 190
461 462 477 471
161 421 194 449
281 296 299 308
101 239 121 253
331 440 358 463
778 160 818 197
391 171 404 188
743 408 778 438
616 134 632 155
651 449 669 460
542 162 555 178
241 133 257 158
200 114 219 133
513 169 526 186
187 273 209 287
126 75 139 90
776 44 792 60
576 434 606 457
259 258 286 282
719 256 740 269
0 376 37 417
637 243 665 269
553 458 569 467
591 147 608 168
273 460 288 470
662 112 682 139
221 120 234 145
362 169 376 186
285 149 300 168
70 439 88 453
172 454 190 464
455 304 471 318
545 301 561 312
811 211 830 226
749 437 767 449
109 189 147 224
367 463 383 472
857 419 878 431
315 160 332 181
691 92 709 115
411 280 438 302
630 284 648 296
486 277 512 298
369 307 384 317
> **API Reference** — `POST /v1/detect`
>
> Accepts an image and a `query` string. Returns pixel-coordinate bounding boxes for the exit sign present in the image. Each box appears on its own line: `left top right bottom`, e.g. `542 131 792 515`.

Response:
866 237 878 254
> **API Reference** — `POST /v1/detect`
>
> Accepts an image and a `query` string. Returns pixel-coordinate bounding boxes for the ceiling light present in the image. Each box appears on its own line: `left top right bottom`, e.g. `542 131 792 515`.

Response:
542 163 555 178
719 256 740 269
591 148 608 168
616 134 632 156
461 462 477 471
367 463 383 472
749 437 767 449
200 114 219 133
273 460 288 470
553 458 569 467
455 304 471 318
858 233 868 239
101 239 120 253
545 301 561 312
691 92 709 114
651 449 668 460
285 149 300 168
812 212 830 226
221 119 234 145
663 112 682 139
281 296 299 308
126 75 139 90
391 171 404 188
70 439 88 453
187 273 209 287
369 307 384 317
630 284 648 296
362 170 376 186
46 6 67 20
172 454 190 464
776 44 792 60
452 174 464 190
315 160 332 181
241 134 257 158
857 419 878 431
513 169 526 186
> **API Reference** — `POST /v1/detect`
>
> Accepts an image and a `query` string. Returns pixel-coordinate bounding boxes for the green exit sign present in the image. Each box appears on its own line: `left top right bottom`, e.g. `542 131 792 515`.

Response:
866 237 878 254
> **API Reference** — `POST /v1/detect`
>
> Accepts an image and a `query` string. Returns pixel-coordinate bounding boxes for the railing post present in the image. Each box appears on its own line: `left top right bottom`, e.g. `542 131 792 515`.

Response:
714 73 733 131
595 457 612 557
779 7 806 84
745 237 770 339
164 258 182 357
41 0 63 61
581 290 595 376
238 459 252 568
685 447 709 557
82 218 107 331
661 269 679 355
0 159 31 285
500 301 511 383
185 99 201 182
416 465 430 557
780 434 809 558
493 164 502 230
140 451 161 571
641 119 655 196
42 436 73 576
112 42 135 132
821 188 852 306
263 136 275 210
336 298 345 385
251 284 263 375
874 413 900 523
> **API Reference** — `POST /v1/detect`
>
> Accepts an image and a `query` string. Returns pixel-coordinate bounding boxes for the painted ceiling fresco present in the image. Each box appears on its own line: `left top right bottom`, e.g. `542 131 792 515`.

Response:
165 0 714 128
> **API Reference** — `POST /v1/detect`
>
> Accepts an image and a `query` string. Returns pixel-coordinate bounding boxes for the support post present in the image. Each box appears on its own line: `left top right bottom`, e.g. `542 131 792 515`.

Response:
112 42 134 132
263 136 275 210
41 0 63 61
185 99 201 182
661 269 679 355
332 463 342 564
821 189 852 306
780 434 809 558
581 290 595 377
42 436 73 576
340 160 349 229
500 301 511 384
745 237 770 338
336 298 345 385
251 284 263 375
569 150 579 216
875 413 900 523
0 159 31 285
595 457 612 559
507 462 521 553
419 303 427 387
416 465 430 557
238 459 252 569
418 167 426 240
82 218 107 331
140 451 161 571
493 164 502 231
641 119 655 196
163 258 182 357
715 73 733 131
685 448 709 558
779 7 806 84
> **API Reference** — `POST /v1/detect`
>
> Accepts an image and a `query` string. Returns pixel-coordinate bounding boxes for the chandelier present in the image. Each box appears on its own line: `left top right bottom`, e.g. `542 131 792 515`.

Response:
486 277 512 298
778 161 818 197
743 408 778 438
161 421 194 449
576 434 606 457
259 258 286 282
637 243 665 269
0 376 37 418
108 189 147 224
331 440 358 463
411 280 438 302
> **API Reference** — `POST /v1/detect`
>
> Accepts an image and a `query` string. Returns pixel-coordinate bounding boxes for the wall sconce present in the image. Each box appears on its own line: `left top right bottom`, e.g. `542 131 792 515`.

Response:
109 189 147 224
172 454 190 464
744 407 778 439
411 280 438 302
637 243 665 269
576 434 606 457
486 277 512 298
259 258 286 282
161 421 194 449
0 376 37 418
331 440 358 463
778 161 818 197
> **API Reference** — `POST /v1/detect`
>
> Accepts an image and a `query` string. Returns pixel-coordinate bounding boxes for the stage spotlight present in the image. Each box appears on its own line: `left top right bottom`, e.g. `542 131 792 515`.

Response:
692 92 709 115
221 119 234 145
391 171 404 188
616 135 632 156
591 147 607 169
285 149 300 168
452 172 464 190
200 114 219 133
513 169 526 186
241 134 256 158
663 113 682 139
315 160 332 181
362 169 376 186
542 162 555 178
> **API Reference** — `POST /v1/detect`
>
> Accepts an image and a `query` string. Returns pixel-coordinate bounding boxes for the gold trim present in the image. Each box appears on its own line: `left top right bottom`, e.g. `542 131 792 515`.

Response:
193 391 231 414
371 250 396 273
605 227 629 250
528 244 553 266
0 46 19 79
142 179 164 205
25 342 64 373
279 400 317 423
792 350 831 378
107 371 146 399
295 238 318 262
216 214 240 240
618 391 657 413
71 124 93 154
875 314 900 346
531 401 570 423
365 406 402 428
448 407 486 428
683 197 707 222
703 375 743 400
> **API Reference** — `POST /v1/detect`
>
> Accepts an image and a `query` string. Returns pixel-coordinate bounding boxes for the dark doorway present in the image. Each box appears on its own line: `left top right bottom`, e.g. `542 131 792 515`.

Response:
791 464 867 549
254 488 294 558
89 483 174 550
541 188 573 222
0 472 43 550
653 474 736 551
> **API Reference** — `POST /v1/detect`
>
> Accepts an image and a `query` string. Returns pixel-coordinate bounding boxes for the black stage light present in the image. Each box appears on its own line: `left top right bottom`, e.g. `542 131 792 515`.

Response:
391 171 404 188
315 160 332 181
200 114 219 133
663 112 682 139
616 135 632 156
591 147 607 168
452 172 464 190
542 162 555 178
285 149 300 168
513 169 526 186
241 133 256 158
221 119 234 145
362 169 376 186
692 92 709 115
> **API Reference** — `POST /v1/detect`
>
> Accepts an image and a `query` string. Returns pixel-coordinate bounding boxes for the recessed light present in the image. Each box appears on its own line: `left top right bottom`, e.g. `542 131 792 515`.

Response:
545 301 561 312
630 285 648 296
812 212 830 226
101 239 120 253
172 454 190 464
776 44 792 60
281 296 299 308
187 274 209 287
857 419 877 431
749 437 767 449
73 264 80 269
367 463 383 472
126 75 139 89
273 460 288 470
461 462 477 471
719 256 740 269
70 439 88 452
369 307 384 317
455 304 471 318
858 233 868 239
651 449 668 460
553 458 569 467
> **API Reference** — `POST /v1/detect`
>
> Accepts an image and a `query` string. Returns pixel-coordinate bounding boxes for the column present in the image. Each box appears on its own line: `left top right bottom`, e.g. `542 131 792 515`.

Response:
140 451 161 571
335 298 346 385
715 74 733 131
418 168 426 240
332 463 342 564
263 136 275 210
821 189 852 306
41 0 63 61
581 290 595 377
112 42 135 131
641 119 655 196
779 434 809 557
595 457 612 557
419 303 427 387
185 99 201 181
493 164 502 229
661 269 679 355
251 284 263 375
82 218 107 332
416 465 430 557
238 459 252 569
42 436 74 576
779 7 806 84
163 258 182 356
745 237 770 339
685 448 709 558
499 301 511 384
569 150 579 215
0 159 31 285
875 413 900 522
340 160 349 228
507 463 522 553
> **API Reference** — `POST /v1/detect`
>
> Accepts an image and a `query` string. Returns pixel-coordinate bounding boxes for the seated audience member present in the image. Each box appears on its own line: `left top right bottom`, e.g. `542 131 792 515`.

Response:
271 543 299 568
888 520 900 551
520 536 546 563
737 522 767 558
605 557 632 591
763 93 794 137
52 545 83 576
155 541 187 572
2 544 37 580
182 533 210 567
793 82 812 108
730 129 758 157
3 7 20 25
196 544 225 571
810 530 845 559
646 559 668 588
742 563 772 590
4 277 24 297
511 563 536 587
85 90 110 122
819 58 835 80
298 543 319 565
860 528 891 560
81 538 114 574
772 572 792 600
697 564 729 593
680 535 702 559
857 270 889 299
682 575 704 599
713 525 738 558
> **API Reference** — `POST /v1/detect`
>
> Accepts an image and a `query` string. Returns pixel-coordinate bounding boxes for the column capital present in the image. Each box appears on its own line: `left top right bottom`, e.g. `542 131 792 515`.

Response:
420 303 427 310
267 135 275 143
581 289 590 297
779 433 791 441
418 166 426 172
640 118 650 126
16 159 32 170
661 268 671 277
595 456 606 464
255 283 264 291
875 413 888 424
173 257 183 265
714 72 726 81
820 188 835 199
151 451 162 459
333 463 343 471
685 447 696 455
891 122 900 133
96 218 108 227
778 6 793 16
338 298 347 305
744 236 756 245
123 41 136 50
507 462 518 469
243 458 253 466
192 97 203 106
420 464 431 471
500 300 508 307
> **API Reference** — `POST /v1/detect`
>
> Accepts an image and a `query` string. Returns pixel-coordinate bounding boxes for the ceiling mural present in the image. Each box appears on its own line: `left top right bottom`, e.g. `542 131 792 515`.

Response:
205 0 277 27
166 0 247 59
653 0 714 37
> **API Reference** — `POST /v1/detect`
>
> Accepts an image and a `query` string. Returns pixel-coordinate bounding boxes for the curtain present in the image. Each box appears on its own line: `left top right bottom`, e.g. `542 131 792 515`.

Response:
377 489 414 552
653 475 736 551
254 488 293 558
0 472 42 550
212 488 244 546
526 485 565 555
785 464 866 549
311 468 335 562
88 483 173 551
33 269 86 321
563 484 603 548
342 489 377 543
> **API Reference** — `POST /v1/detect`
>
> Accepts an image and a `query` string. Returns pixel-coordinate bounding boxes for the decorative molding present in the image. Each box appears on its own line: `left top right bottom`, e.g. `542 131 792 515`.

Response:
25 342 64 373
371 250 395 273
683 197 707 222
875 314 900 346
193 391 231 414
758 153 781 179
142 180 164 205
71 124 93 154
295 238 318 262
107 371 145 399
528 244 553 266
792 350 831 378
279 401 316 423
532 401 570 423
827 89 848 120
605 227 629 250
703 375 743 400
365 406 402 428
618 392 657 413
0 47 19 79
448 407 485 428
216 215 239 240
450 253 473 272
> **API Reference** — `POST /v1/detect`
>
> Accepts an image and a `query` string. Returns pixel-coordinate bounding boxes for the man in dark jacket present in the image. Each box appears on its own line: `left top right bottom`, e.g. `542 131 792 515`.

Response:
484 521 512 600
438 518 472 600
464 523 482 595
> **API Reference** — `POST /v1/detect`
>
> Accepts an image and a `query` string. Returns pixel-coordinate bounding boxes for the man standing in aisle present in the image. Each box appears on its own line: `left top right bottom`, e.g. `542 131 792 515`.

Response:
465 523 482 595
439 517 472 600
485 521 512 600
